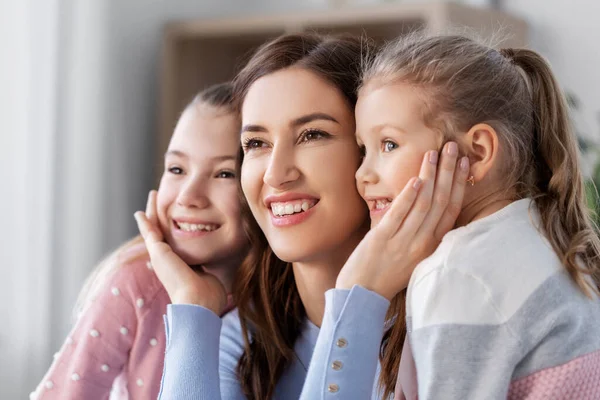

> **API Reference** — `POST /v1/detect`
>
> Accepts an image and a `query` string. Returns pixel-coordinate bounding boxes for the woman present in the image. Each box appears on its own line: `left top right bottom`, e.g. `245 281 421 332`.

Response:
135 33 468 399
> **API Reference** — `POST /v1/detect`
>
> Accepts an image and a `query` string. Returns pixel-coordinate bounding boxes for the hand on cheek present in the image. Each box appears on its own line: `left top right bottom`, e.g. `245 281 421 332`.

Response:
134 190 227 314
336 142 470 300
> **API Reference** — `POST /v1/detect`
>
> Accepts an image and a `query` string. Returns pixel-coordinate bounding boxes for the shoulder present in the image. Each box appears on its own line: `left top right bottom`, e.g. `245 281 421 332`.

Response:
408 200 563 329
219 308 248 372
104 245 164 301
220 308 246 351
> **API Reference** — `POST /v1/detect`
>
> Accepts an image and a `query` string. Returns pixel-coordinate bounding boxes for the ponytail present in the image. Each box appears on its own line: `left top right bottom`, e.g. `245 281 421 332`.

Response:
503 48 600 296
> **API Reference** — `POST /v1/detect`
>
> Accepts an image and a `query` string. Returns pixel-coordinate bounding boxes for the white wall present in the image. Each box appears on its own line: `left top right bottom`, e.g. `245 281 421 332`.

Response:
503 0 600 149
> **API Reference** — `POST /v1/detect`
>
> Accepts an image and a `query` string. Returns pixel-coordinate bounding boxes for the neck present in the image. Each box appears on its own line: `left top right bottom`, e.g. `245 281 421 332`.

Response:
292 222 368 328
199 253 245 294
456 189 515 228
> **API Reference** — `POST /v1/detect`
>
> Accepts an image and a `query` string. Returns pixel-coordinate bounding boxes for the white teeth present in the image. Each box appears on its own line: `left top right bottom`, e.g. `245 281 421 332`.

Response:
271 200 316 217
178 222 217 232
375 200 390 210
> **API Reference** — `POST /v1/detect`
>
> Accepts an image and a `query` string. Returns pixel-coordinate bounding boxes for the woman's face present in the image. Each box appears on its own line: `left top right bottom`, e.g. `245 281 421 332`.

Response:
240 67 368 263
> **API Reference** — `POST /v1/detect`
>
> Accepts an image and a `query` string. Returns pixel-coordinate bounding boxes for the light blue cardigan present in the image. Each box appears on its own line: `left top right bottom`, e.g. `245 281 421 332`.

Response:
158 285 391 399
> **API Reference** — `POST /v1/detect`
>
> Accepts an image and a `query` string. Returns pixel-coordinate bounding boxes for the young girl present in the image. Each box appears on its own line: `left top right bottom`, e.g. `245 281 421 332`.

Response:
135 33 467 399
32 83 249 400
304 33 600 399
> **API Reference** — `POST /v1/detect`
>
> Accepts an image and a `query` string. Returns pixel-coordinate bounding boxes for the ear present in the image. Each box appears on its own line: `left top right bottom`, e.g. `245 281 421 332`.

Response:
461 123 500 184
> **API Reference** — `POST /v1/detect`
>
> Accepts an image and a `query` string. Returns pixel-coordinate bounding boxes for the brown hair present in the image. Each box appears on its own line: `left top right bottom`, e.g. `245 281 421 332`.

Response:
362 33 600 398
74 82 237 319
188 81 236 112
231 33 375 399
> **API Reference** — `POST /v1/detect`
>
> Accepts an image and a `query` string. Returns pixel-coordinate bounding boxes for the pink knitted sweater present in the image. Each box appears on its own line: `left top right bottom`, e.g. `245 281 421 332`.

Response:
32 248 169 399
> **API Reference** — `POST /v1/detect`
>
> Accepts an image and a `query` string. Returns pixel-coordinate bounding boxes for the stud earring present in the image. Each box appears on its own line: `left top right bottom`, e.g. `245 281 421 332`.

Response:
466 175 475 186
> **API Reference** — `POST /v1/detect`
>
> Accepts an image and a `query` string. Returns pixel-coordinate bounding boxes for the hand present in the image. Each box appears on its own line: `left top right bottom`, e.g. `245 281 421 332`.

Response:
134 190 227 314
336 142 470 300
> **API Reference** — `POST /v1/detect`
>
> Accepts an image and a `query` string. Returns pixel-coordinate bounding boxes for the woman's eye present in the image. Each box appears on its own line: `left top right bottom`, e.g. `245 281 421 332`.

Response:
242 138 267 152
383 140 398 152
168 166 183 175
216 170 235 179
300 129 329 143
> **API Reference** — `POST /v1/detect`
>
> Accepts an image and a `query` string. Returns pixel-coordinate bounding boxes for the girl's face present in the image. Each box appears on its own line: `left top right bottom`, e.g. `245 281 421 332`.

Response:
156 105 248 266
240 67 368 263
355 83 442 227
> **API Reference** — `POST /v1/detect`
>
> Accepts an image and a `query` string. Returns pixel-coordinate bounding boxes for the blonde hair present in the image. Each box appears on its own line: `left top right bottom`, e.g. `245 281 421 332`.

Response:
361 33 600 398
73 82 238 320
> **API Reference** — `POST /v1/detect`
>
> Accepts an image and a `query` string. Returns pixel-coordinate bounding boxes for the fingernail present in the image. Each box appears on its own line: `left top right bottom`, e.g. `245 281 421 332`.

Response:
460 156 470 170
413 177 422 190
429 151 438 164
447 142 458 156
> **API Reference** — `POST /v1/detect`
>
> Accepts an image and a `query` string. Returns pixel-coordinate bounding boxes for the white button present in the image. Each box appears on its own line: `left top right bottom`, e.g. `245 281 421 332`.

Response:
29 391 37 399
150 338 158 346
53 352 60 360
331 360 343 370
120 327 128 335
136 378 144 387
136 298 144 308
71 373 80 381
146 261 152 270
90 329 100 338
336 338 348 348
65 337 73 345
111 287 120 296
44 380 54 389
101 364 110 372
327 383 339 393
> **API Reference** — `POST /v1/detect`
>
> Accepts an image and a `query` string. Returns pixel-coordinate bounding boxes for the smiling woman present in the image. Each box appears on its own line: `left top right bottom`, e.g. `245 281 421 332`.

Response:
239 66 368 264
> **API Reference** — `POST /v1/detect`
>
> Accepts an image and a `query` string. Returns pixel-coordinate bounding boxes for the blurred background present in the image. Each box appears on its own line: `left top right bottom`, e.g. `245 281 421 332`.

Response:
1 0 598 398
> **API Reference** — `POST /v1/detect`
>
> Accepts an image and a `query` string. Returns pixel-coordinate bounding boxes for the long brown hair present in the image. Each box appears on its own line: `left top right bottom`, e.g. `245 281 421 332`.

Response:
231 33 375 399
362 33 600 398
73 83 237 319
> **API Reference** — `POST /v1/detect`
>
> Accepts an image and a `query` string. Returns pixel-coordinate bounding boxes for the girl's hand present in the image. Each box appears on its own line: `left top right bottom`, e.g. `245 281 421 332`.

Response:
336 142 470 300
134 190 227 314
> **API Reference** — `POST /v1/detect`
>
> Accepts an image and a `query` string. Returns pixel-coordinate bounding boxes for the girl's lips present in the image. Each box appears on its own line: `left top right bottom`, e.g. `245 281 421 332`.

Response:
171 220 220 238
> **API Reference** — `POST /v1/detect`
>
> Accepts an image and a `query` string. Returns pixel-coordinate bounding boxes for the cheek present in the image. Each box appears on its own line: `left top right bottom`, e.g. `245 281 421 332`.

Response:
389 152 427 193
241 160 264 204
303 143 361 191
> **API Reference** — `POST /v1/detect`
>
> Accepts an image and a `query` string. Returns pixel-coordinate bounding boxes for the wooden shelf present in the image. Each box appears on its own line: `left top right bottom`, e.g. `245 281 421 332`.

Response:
157 2 527 179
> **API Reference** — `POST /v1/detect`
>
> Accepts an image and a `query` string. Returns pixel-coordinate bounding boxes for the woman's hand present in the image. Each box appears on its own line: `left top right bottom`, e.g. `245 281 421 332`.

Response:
134 190 227 314
336 142 470 300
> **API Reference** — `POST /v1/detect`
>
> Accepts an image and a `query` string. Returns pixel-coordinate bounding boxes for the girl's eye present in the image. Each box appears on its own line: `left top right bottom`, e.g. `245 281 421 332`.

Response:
242 138 267 152
168 166 183 175
299 129 330 143
383 140 398 153
216 170 235 179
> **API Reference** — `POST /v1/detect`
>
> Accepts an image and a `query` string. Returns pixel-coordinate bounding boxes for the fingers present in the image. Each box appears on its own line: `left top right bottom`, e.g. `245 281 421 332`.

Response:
415 142 460 239
392 150 438 238
134 211 197 297
134 210 162 244
434 155 470 239
378 177 422 237
146 190 162 236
